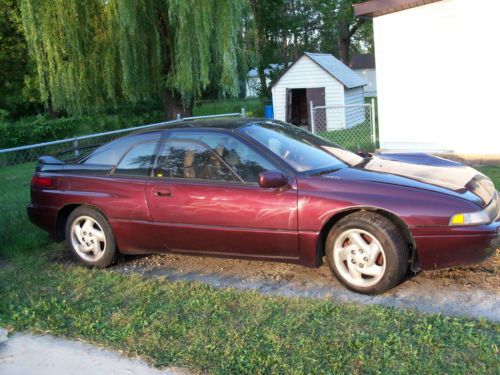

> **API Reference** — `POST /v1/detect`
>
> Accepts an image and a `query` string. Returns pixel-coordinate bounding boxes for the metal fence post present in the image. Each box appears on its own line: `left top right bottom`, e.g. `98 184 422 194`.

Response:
73 137 79 158
309 101 315 134
176 113 181 120
241 107 246 118
370 98 376 147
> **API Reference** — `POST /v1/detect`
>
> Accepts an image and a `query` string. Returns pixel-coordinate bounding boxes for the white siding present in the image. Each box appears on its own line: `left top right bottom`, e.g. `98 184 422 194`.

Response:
271 55 345 129
344 86 366 128
374 0 500 155
354 68 377 97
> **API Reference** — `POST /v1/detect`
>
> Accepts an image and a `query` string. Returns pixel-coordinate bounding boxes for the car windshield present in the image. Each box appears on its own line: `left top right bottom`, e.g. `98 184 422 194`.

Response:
241 121 363 173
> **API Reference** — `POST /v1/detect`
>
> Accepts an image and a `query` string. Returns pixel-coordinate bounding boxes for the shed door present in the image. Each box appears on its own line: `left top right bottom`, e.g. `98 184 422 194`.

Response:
306 88 325 129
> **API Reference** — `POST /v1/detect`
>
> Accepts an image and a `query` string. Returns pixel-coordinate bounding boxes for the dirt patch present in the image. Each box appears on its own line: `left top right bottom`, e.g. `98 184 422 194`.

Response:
109 250 500 322
417 250 499 291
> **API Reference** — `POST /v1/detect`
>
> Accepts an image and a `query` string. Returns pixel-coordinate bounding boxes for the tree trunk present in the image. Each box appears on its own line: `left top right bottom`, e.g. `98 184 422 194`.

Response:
258 65 268 97
337 36 350 65
163 90 192 120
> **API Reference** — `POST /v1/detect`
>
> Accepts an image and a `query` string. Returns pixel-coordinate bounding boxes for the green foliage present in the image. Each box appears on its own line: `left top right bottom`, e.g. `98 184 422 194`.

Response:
0 106 164 149
19 0 247 115
0 252 499 374
247 0 373 80
0 0 40 117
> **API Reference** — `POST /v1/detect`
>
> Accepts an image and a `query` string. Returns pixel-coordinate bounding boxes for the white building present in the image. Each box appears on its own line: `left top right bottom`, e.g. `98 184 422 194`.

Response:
350 54 377 97
355 0 500 155
245 64 281 98
271 52 367 131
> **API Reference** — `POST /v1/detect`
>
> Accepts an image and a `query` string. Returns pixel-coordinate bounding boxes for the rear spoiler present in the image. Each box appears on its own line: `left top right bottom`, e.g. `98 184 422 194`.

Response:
38 155 65 165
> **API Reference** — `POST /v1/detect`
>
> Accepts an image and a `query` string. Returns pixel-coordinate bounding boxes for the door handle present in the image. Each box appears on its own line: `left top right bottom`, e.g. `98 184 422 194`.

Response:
153 189 173 197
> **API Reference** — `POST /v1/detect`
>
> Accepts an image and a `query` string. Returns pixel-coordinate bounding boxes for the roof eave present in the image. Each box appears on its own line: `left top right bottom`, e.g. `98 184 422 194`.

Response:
354 0 442 18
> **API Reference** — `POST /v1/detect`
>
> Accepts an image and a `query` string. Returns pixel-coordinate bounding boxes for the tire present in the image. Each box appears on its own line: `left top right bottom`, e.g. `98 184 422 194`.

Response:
65 206 116 268
325 211 408 294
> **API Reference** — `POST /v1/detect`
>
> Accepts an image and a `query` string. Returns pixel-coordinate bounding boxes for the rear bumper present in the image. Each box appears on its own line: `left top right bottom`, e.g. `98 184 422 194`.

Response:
27 204 58 240
411 219 500 270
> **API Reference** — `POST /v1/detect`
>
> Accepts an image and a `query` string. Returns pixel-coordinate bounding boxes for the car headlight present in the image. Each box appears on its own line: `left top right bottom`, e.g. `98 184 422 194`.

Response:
450 211 491 226
450 197 499 226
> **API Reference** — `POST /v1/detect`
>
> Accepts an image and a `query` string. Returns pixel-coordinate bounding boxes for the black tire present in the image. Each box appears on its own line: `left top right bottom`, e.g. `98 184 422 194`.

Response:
65 206 116 268
325 211 408 294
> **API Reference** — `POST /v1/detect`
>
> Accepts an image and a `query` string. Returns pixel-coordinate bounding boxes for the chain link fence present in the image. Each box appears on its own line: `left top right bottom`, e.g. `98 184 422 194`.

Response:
311 103 377 152
0 112 242 250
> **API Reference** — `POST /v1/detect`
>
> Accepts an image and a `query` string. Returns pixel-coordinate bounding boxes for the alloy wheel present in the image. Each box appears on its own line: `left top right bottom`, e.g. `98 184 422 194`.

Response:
332 228 386 288
70 215 107 262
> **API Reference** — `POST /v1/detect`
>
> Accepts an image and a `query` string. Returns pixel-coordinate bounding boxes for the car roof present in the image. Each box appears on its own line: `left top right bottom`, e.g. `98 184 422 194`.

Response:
133 117 262 135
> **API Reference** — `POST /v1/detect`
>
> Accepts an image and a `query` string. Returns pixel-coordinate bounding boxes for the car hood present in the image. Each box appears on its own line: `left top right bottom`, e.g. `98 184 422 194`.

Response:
328 153 496 207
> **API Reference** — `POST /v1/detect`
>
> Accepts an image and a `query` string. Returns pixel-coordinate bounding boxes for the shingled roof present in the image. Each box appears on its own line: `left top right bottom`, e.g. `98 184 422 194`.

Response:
303 52 367 88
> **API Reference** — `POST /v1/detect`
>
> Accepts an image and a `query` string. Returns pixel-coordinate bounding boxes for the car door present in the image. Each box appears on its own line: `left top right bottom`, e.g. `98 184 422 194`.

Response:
145 132 299 259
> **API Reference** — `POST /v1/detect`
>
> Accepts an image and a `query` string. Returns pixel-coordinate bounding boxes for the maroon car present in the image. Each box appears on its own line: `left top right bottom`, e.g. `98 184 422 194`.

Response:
28 119 500 294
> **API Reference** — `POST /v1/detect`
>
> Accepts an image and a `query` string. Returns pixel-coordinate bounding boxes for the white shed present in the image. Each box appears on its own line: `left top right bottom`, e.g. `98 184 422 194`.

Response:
271 52 367 131
355 0 500 156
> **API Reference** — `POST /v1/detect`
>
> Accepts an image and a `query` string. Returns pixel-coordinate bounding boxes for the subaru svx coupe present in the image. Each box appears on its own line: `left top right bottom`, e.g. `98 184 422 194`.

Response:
28 119 500 294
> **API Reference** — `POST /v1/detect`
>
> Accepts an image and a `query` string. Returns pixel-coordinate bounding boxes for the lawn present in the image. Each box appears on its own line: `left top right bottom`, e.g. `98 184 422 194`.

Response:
193 98 270 118
478 166 500 187
0 248 498 374
318 122 375 152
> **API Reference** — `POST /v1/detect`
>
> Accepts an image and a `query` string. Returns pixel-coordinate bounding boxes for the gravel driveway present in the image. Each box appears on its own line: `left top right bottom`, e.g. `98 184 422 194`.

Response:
114 250 500 322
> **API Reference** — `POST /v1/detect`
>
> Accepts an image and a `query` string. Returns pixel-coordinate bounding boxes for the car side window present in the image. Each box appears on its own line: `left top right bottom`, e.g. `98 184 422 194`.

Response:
82 132 160 166
114 141 158 176
154 141 239 182
168 132 276 183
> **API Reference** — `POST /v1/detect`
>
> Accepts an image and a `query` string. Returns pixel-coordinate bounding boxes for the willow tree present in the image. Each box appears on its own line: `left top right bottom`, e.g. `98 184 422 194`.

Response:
20 0 246 117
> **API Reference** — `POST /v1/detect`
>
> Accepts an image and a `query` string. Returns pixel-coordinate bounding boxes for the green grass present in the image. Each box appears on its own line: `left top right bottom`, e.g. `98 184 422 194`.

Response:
0 162 50 256
318 122 375 152
0 251 498 374
193 98 270 118
478 166 500 188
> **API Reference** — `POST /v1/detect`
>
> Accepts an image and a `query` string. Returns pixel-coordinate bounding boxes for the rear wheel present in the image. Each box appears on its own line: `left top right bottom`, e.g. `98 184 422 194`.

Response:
65 206 116 268
325 211 408 294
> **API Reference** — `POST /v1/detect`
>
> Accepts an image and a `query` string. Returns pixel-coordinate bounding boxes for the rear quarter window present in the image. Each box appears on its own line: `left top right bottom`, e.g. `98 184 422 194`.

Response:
81 132 160 166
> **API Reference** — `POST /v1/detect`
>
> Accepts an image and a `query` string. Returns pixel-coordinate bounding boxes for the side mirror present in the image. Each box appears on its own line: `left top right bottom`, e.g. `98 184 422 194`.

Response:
258 171 288 189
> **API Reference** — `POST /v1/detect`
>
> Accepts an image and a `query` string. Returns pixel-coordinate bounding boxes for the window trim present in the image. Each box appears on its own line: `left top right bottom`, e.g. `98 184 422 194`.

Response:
152 139 246 184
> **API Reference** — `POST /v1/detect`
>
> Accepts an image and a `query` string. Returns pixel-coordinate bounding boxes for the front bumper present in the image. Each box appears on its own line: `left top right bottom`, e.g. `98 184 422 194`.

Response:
411 218 500 270
27 204 59 240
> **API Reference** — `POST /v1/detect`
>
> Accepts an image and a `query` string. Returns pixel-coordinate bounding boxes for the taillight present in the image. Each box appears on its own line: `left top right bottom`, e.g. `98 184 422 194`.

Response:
31 175 55 189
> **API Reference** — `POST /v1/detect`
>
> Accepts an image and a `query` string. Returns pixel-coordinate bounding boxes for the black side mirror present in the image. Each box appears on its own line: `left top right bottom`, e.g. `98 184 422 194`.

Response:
258 171 288 188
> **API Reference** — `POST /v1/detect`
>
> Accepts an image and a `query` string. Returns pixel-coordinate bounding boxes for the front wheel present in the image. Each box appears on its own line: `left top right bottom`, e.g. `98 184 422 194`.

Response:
325 211 408 294
65 206 116 268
